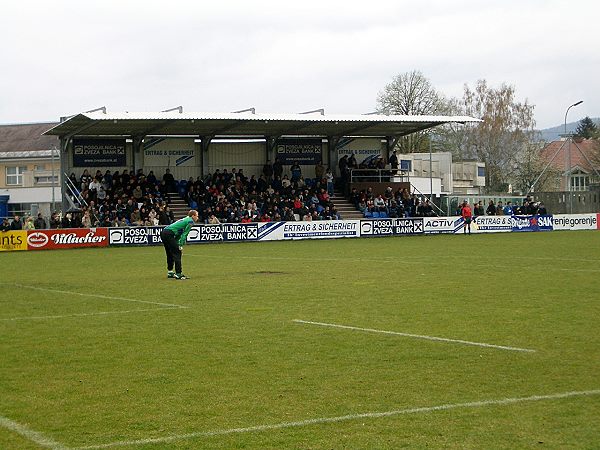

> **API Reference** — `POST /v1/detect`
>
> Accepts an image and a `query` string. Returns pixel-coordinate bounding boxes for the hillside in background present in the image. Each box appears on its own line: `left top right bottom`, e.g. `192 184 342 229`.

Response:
538 117 600 142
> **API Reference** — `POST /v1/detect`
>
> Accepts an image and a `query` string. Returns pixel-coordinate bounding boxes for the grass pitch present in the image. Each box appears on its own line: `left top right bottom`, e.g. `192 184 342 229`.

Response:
1 231 600 449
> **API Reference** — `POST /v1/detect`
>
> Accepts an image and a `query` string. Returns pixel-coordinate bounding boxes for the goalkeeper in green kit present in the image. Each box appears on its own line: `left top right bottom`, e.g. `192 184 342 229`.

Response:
160 209 199 280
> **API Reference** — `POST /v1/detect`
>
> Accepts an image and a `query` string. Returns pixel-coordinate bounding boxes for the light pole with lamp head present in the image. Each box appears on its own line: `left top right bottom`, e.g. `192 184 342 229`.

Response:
564 100 583 213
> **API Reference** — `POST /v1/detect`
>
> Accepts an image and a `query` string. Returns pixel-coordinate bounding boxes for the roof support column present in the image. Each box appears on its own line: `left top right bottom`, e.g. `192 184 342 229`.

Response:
386 136 399 156
200 136 213 176
266 136 279 163
132 136 144 174
327 136 341 176
60 136 70 214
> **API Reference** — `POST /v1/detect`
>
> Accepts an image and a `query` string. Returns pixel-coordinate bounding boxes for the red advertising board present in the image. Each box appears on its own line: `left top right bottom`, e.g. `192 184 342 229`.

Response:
27 228 109 250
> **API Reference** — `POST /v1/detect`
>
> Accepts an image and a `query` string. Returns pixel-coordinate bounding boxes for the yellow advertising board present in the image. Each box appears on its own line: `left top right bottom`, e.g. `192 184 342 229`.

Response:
0 231 28 251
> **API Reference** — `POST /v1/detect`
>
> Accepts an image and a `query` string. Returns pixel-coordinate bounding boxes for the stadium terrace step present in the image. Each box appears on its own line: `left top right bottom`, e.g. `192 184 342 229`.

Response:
331 191 363 220
166 193 190 218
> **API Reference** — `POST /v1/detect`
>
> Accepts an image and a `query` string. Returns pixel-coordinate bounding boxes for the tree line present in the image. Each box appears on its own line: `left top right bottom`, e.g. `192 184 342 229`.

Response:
376 70 598 193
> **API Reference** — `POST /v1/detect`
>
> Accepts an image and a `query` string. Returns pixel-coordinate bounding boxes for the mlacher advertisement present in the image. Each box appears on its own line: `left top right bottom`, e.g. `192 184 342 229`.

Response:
27 228 109 250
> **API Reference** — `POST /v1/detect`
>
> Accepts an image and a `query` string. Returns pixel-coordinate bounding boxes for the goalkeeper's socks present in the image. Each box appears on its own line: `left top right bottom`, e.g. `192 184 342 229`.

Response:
167 271 175 278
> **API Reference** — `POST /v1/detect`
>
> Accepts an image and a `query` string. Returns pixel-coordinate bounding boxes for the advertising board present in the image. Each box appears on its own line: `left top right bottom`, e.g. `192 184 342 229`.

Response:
472 215 512 233
552 214 598 231
27 228 109 250
276 138 322 164
186 223 259 243
423 217 464 234
73 139 126 167
360 218 424 236
108 227 164 246
511 215 553 232
0 231 28 251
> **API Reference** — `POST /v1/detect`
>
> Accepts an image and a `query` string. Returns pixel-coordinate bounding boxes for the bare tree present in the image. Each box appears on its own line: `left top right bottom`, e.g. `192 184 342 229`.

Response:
512 142 560 194
376 70 446 153
436 80 536 192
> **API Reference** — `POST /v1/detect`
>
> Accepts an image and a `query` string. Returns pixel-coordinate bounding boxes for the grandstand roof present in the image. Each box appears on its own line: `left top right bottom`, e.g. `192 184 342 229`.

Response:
44 111 481 139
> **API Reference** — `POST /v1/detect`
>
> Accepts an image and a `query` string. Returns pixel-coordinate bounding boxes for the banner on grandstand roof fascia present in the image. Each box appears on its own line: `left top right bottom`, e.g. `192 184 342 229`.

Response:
423 216 465 234
186 223 258 244
552 214 598 231
256 220 360 241
73 139 126 167
27 228 109 250
108 226 164 246
360 218 424 236
0 230 28 251
142 138 197 167
510 215 553 232
471 215 513 233
275 138 322 164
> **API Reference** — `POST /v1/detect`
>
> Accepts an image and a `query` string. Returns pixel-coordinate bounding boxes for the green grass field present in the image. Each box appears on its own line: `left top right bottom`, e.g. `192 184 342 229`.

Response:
1 231 600 449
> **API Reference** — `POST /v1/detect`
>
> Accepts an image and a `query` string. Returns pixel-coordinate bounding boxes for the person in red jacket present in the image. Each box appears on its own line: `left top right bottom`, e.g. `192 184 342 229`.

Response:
461 201 473 235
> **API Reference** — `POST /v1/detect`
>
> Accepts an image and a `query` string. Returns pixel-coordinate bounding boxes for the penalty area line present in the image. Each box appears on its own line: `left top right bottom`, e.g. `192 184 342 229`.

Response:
0 414 68 450
0 307 183 322
294 319 536 353
9 283 188 309
74 389 600 449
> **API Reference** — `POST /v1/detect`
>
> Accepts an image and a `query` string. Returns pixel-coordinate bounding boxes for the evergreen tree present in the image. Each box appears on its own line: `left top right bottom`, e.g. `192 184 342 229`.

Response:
575 117 598 139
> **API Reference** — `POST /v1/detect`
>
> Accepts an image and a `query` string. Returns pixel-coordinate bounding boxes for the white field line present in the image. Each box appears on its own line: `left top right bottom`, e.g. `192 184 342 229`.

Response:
74 389 600 449
0 307 182 322
294 319 536 353
0 415 68 450
9 283 187 309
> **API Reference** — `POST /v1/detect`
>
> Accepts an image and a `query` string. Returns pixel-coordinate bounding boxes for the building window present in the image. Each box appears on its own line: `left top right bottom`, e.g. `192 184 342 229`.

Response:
477 166 485 177
400 160 412 172
571 175 589 191
34 175 59 185
6 166 27 185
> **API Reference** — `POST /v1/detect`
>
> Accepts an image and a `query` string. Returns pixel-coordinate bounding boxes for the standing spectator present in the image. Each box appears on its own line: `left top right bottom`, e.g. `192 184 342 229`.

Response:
1 218 10 231
496 201 504 215
389 150 399 174
81 210 93 228
23 216 35 230
163 168 176 193
34 213 47 229
80 169 92 191
10 215 23 230
461 201 473 235
474 200 484 216
273 157 283 180
503 201 513 216
61 213 74 228
290 162 302 183
315 160 325 181
486 200 496 216
325 168 334 196
262 160 273 182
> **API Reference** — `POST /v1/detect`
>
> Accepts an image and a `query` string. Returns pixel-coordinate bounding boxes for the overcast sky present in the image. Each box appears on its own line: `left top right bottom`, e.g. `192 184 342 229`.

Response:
1 0 598 129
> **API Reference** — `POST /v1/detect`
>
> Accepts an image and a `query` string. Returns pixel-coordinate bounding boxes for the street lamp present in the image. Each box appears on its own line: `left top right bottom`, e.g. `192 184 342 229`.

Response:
564 100 583 213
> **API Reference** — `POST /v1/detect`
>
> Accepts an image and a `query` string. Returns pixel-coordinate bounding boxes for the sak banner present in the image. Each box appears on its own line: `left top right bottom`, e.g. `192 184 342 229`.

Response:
27 228 109 250
73 139 126 167
0 230 28 251
511 215 553 232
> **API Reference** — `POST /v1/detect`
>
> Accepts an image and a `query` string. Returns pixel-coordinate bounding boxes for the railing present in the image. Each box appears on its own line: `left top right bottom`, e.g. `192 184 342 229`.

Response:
350 168 410 183
63 172 88 211
410 184 444 216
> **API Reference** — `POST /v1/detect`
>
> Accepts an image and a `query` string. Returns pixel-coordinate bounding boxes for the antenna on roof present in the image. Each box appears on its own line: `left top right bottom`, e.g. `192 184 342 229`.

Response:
299 108 325 115
84 106 107 114
161 106 183 113
232 108 256 114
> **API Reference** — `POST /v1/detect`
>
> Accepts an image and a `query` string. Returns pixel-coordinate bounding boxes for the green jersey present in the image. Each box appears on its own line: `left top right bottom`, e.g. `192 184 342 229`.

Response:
165 216 195 246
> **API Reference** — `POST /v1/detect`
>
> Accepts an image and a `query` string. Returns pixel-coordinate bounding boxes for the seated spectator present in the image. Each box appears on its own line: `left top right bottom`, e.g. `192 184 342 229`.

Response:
1 218 11 231
61 213 74 228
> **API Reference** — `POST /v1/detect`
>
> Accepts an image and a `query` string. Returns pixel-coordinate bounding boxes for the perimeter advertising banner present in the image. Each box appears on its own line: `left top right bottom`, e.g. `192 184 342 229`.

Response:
511 215 553 232
276 138 322 164
472 215 512 233
552 214 598 231
27 228 109 250
108 227 163 246
360 218 424 236
0 231 27 251
423 217 465 234
73 139 126 167
186 223 259 243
